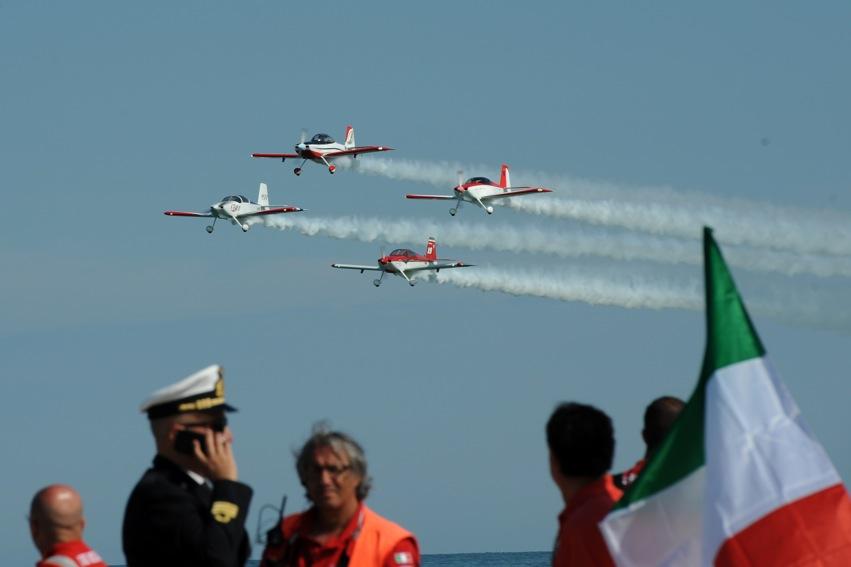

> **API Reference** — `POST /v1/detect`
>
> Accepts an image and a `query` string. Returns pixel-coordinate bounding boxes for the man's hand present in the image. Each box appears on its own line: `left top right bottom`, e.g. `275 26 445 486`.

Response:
193 427 238 481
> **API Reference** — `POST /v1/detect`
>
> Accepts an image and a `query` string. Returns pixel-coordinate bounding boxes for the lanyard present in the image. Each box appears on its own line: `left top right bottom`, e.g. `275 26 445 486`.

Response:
337 508 365 567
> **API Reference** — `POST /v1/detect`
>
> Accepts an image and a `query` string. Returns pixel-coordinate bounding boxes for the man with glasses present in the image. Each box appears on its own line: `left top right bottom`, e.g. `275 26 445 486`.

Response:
122 364 253 567
260 424 419 567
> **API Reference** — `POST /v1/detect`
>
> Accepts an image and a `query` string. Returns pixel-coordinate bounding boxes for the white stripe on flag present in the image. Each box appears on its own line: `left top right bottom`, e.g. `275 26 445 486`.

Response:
601 467 704 566
703 356 842 564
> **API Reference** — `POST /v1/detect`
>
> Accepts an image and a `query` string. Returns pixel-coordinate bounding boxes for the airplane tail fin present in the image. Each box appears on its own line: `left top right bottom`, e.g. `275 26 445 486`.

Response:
344 125 355 149
499 163 511 189
425 237 437 261
258 182 269 206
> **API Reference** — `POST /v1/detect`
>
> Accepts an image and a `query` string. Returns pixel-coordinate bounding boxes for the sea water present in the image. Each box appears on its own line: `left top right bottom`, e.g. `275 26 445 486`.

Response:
113 552 551 566
420 552 550 566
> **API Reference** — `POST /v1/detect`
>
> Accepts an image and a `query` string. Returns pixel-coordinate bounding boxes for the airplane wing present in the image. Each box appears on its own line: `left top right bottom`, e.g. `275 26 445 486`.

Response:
164 210 214 217
406 194 456 200
323 146 394 158
481 187 553 201
331 263 383 272
251 152 300 159
407 261 473 272
241 206 304 218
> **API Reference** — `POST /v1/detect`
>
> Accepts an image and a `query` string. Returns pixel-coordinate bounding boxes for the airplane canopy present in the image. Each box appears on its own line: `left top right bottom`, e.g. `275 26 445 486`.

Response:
389 248 417 257
465 176 493 185
221 195 250 203
310 133 335 144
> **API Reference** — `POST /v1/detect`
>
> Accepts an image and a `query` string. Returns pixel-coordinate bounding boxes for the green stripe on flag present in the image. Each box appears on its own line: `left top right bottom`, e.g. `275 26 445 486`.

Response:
701 226 765 375
615 227 766 509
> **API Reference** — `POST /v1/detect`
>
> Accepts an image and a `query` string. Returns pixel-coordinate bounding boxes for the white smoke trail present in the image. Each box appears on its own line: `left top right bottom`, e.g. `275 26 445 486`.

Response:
256 215 851 279
506 198 851 257
434 267 702 311
345 156 469 186
433 268 851 333
348 157 851 257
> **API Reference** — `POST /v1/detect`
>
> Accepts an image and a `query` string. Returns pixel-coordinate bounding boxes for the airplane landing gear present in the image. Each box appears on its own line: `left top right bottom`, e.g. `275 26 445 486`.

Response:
449 208 457 216
293 167 302 176
373 279 382 287
206 225 214 234
486 206 494 214
408 280 416 287
328 164 336 174
241 224 250 232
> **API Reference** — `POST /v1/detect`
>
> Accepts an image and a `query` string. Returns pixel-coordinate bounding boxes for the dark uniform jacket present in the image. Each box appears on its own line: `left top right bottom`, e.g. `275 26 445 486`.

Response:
122 455 253 567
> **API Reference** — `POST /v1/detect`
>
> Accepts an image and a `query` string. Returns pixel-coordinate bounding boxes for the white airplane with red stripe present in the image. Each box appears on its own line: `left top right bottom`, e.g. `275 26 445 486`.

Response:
406 163 553 216
251 125 393 176
164 183 303 233
332 237 472 287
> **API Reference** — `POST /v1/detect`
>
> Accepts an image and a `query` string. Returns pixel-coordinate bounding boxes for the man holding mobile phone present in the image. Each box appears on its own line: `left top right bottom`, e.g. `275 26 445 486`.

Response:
122 364 253 567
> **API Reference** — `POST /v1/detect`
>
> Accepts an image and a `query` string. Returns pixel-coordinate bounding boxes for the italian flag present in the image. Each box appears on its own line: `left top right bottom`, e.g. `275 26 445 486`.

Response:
600 227 851 565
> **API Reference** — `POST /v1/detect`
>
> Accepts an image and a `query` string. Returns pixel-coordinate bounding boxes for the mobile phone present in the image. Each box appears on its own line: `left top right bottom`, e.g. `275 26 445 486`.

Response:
174 429 207 455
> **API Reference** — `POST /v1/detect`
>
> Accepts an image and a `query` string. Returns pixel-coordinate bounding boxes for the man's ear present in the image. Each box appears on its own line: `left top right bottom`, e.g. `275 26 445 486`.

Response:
28 515 39 540
166 422 183 443
548 450 561 482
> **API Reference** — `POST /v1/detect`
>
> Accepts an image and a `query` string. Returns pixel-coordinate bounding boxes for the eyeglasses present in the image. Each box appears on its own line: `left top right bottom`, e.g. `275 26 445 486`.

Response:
180 417 228 432
306 463 352 478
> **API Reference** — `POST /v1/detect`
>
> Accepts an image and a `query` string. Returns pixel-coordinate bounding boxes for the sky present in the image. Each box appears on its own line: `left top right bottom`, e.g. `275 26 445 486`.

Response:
2 1 850 564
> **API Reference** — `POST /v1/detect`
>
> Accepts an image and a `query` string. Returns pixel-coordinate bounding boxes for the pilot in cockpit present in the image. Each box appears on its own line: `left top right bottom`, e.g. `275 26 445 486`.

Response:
310 133 334 144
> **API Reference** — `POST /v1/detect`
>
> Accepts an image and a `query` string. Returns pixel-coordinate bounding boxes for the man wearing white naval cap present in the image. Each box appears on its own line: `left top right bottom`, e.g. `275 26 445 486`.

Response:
122 365 253 567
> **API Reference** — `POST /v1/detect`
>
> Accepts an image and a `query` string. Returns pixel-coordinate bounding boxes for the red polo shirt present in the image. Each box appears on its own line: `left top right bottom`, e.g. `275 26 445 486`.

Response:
553 474 622 567
37 540 107 567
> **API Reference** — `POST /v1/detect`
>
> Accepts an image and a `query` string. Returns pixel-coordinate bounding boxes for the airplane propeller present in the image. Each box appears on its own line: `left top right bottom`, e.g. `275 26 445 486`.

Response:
457 169 464 187
298 128 307 145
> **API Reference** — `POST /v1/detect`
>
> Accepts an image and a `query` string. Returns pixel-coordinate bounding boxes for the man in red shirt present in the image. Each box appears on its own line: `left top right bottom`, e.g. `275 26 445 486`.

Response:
612 396 685 491
546 402 622 567
261 424 419 567
29 484 107 567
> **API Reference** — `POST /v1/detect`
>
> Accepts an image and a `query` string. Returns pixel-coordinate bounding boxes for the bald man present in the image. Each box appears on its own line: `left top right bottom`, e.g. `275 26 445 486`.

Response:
29 484 107 567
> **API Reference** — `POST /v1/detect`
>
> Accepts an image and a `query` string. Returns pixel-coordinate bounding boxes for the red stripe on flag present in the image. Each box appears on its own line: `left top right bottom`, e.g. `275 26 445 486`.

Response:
715 483 851 566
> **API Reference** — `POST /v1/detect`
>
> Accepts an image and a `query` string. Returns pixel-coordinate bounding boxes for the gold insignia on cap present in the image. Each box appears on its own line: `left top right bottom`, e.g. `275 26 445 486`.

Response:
211 501 239 524
215 375 225 399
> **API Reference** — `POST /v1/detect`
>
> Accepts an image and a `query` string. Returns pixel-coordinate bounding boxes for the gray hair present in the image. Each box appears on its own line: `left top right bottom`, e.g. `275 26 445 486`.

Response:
295 422 373 501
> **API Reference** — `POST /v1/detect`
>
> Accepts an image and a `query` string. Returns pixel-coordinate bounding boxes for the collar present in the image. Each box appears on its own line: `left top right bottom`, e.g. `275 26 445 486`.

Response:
559 474 618 520
295 502 365 549
153 455 209 486
185 469 208 486
44 540 100 561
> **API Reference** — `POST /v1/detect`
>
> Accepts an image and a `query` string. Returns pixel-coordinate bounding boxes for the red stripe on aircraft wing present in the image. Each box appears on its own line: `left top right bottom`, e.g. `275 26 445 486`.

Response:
251 153 300 158
252 207 303 215
164 211 210 217
406 194 455 200
324 146 394 157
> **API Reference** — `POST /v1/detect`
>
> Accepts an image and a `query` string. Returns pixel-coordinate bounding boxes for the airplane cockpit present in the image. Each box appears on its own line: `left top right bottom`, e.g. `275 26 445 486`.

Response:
389 248 417 257
310 133 335 144
220 195 251 203
465 176 493 185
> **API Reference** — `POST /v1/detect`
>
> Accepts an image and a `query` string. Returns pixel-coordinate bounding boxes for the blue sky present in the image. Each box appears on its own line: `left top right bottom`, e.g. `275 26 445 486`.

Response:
2 2 850 564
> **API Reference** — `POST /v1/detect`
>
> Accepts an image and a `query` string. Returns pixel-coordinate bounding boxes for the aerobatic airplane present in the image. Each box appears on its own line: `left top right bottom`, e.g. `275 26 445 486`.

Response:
332 237 472 287
406 163 552 215
251 125 393 175
164 183 303 233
